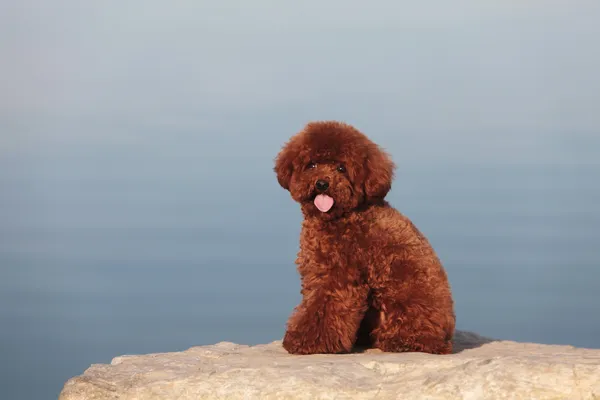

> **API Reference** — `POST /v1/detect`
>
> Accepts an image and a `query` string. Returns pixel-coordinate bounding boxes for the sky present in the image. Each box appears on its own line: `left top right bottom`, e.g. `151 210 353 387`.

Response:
2 2 599 159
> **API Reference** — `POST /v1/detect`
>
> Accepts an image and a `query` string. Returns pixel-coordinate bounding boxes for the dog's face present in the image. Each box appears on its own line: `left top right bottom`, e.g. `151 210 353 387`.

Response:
274 121 395 220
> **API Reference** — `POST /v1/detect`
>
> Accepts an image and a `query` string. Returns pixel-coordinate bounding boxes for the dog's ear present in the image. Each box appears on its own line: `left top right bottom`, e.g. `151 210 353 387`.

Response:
274 137 300 190
364 143 395 200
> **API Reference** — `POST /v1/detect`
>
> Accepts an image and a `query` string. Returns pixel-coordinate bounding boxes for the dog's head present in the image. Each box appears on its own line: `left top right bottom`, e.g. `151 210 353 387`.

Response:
274 121 395 220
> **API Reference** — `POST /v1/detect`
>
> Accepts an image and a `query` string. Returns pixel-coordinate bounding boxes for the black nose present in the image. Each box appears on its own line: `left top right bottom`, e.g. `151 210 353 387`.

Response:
315 180 329 192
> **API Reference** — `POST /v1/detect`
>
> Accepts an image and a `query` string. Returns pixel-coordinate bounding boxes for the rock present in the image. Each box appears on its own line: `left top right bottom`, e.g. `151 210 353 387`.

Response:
59 330 600 400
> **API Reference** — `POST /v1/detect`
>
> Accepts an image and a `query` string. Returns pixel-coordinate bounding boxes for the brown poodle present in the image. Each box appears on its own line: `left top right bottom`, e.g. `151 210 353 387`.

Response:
274 121 455 355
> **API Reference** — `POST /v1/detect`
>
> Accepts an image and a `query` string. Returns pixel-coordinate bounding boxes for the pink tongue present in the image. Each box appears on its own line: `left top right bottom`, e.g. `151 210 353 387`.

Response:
314 194 334 212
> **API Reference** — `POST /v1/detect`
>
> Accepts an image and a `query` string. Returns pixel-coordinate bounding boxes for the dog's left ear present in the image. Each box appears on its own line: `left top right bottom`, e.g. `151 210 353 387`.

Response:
364 143 395 200
274 138 300 190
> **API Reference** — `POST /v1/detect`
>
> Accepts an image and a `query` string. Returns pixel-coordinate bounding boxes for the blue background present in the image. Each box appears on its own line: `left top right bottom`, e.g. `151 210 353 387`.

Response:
1 2 599 399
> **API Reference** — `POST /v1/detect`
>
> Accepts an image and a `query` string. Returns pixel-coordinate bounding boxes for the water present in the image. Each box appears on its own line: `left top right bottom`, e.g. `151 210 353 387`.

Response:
2 2 600 399
1 128 598 398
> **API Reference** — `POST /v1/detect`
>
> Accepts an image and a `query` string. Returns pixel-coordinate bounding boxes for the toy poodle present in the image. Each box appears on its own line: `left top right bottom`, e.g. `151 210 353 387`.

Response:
274 121 455 355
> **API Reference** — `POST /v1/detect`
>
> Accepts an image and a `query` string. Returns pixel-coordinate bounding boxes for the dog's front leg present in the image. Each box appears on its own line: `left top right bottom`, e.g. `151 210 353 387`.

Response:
282 283 369 355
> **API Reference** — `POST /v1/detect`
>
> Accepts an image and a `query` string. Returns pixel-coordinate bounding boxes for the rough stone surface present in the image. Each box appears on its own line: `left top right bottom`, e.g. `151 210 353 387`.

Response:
59 331 600 400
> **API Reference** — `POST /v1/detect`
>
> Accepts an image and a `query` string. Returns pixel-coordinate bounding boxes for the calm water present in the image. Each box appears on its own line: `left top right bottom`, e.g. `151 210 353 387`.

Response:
3 2 600 399
1 130 598 399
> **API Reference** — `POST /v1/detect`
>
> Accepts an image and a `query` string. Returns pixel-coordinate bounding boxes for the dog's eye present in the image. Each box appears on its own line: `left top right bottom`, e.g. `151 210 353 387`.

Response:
307 162 316 170
337 164 346 173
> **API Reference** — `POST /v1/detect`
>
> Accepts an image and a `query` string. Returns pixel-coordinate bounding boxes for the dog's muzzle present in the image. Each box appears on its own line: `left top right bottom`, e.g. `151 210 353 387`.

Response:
315 180 329 192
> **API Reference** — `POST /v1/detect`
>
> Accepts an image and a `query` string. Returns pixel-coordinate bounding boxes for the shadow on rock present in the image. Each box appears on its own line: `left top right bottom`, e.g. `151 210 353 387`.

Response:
351 330 496 354
451 330 496 353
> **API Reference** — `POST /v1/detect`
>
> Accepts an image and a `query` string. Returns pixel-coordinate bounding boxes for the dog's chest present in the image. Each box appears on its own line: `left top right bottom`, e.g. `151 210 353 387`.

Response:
300 222 372 273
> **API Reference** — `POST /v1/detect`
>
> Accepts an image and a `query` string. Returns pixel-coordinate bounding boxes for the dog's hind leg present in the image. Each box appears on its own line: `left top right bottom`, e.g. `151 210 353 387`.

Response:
369 290 454 354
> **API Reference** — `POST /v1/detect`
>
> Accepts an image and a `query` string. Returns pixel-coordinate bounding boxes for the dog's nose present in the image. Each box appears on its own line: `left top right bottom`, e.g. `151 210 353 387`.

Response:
315 180 329 192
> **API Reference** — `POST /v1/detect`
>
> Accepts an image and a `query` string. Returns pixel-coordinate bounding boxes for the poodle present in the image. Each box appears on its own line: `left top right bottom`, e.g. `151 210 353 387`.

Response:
274 121 455 355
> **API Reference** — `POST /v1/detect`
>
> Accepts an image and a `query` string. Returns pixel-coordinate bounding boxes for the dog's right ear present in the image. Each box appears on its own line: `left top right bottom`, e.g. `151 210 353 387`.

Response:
274 138 300 190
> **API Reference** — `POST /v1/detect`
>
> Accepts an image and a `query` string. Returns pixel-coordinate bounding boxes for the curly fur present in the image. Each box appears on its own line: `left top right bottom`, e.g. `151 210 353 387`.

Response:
275 121 455 355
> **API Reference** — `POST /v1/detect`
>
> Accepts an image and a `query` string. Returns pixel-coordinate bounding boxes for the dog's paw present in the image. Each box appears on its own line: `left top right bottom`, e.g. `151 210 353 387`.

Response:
375 335 452 355
282 328 350 355
282 331 313 355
